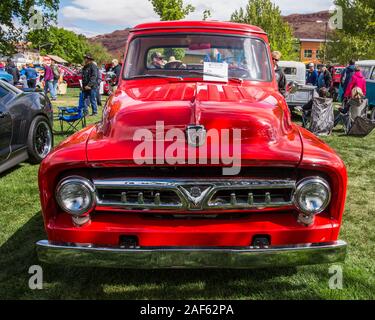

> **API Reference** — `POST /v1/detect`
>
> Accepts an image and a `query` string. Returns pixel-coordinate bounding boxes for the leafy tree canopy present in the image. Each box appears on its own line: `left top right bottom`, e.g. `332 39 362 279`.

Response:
0 0 59 55
27 27 112 64
231 0 298 60
149 0 195 21
327 0 375 64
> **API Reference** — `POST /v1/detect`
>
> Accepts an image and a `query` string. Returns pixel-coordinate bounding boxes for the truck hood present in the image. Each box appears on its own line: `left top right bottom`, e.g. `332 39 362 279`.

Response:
87 81 302 167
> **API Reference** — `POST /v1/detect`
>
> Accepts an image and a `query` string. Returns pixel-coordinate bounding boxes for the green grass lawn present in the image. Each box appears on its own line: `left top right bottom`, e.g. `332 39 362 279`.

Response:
0 88 374 299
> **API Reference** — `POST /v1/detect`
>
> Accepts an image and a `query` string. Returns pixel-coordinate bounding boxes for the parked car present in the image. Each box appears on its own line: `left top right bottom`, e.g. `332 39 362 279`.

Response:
328 64 345 102
58 65 82 88
356 60 375 120
36 21 347 269
0 80 53 174
0 69 14 85
279 61 316 110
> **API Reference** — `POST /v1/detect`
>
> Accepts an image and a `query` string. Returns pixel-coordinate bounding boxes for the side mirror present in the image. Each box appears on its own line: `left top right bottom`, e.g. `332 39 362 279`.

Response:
287 81 299 94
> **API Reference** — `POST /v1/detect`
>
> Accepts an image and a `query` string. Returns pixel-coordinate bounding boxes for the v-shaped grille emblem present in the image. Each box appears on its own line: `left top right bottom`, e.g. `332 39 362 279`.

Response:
179 185 212 209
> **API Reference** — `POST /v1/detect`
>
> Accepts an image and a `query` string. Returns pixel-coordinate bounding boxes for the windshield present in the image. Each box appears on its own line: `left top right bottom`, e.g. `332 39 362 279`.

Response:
124 34 272 81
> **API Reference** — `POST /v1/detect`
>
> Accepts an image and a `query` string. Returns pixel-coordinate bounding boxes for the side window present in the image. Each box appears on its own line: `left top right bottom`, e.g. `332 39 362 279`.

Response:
304 50 312 58
370 67 375 81
0 85 9 101
360 66 372 79
282 67 297 75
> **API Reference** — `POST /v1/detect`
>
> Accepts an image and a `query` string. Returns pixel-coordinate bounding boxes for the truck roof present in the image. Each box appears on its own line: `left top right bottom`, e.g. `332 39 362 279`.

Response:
356 60 375 66
131 20 266 35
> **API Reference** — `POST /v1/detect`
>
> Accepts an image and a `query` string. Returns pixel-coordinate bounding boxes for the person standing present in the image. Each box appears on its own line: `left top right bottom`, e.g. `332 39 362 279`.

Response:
51 60 60 98
306 63 318 86
317 65 332 89
43 61 57 100
82 54 99 116
340 59 356 100
272 51 286 96
93 61 102 107
344 65 366 99
111 59 122 92
5 58 20 84
25 64 38 89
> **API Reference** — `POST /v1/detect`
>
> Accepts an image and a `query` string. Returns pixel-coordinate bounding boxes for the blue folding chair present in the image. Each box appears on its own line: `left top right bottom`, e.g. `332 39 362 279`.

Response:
56 92 87 134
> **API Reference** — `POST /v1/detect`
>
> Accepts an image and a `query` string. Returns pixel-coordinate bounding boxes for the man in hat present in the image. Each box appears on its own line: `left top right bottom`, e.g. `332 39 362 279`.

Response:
306 63 318 86
149 52 165 69
82 53 99 116
272 51 286 96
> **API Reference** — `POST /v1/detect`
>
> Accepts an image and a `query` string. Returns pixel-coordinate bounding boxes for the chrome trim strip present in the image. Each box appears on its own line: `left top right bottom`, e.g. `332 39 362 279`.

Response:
93 178 296 211
36 240 347 269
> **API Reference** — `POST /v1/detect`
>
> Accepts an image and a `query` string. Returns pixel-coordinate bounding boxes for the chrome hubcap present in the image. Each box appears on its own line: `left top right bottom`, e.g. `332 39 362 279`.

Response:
34 121 52 158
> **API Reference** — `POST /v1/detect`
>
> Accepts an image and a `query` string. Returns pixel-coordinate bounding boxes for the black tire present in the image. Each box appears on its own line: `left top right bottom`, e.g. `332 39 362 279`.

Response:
27 115 53 164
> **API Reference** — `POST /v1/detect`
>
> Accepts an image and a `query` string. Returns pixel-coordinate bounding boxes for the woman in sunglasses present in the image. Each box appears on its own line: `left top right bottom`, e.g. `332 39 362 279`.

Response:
272 51 286 97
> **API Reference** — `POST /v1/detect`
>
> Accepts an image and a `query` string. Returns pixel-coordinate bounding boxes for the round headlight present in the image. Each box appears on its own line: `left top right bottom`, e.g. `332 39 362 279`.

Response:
294 177 331 214
56 177 95 216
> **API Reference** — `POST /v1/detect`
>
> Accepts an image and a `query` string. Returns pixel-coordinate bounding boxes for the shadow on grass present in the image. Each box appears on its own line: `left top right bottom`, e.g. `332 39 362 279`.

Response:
1 212 373 299
0 164 23 179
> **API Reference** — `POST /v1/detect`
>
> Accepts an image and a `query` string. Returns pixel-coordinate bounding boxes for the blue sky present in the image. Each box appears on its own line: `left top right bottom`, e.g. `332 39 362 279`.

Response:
58 0 334 37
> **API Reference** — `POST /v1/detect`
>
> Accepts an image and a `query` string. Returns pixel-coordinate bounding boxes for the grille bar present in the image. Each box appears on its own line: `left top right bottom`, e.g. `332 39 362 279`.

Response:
93 179 296 211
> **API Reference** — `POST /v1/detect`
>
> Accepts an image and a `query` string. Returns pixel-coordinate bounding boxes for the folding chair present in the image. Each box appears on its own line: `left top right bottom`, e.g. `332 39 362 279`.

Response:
302 97 334 136
336 98 368 134
56 92 87 134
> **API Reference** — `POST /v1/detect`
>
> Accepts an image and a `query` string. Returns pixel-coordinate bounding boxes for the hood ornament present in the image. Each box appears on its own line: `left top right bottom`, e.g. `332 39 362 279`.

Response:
186 124 207 147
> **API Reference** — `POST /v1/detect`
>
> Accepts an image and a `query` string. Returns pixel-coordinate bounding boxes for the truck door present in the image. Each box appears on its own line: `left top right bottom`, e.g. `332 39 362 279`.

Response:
0 85 13 163
367 66 375 107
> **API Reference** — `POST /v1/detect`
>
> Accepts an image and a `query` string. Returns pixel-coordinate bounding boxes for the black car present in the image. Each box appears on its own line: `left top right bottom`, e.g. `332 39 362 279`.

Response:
0 80 53 174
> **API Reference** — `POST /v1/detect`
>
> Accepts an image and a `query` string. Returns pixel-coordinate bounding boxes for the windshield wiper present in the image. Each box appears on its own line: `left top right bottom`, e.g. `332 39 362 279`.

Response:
185 70 243 83
127 74 183 81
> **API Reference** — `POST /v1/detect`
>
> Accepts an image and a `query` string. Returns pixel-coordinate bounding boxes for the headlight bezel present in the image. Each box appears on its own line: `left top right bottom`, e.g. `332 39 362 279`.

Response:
293 177 331 215
56 176 96 216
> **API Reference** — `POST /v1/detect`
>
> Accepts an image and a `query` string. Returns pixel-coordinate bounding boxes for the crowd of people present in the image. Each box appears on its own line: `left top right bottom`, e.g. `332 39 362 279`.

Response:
0 58 62 101
304 59 368 134
0 55 122 116
271 51 369 135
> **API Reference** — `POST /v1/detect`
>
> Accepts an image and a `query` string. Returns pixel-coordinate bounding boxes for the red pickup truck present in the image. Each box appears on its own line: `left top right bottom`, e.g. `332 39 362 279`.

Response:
36 21 347 269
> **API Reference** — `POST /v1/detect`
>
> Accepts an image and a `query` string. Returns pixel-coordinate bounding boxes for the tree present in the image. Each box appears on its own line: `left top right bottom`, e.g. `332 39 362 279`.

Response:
326 0 375 64
203 9 212 21
230 0 298 60
149 0 194 61
149 0 195 21
27 27 113 64
0 0 59 55
87 42 113 65
27 27 88 64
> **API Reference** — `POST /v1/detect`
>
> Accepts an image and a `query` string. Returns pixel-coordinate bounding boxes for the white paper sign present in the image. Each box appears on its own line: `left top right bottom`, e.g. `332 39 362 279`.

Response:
203 62 228 82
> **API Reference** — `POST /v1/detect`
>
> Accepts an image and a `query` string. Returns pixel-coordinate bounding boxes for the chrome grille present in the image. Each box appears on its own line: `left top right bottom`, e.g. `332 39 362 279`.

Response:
94 180 185 210
93 179 295 211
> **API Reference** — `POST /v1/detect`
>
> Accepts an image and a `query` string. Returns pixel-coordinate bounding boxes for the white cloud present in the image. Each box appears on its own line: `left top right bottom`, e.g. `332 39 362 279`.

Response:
61 0 158 26
61 0 334 30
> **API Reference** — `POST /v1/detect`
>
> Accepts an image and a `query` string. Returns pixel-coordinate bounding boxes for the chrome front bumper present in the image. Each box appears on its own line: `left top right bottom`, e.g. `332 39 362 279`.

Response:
36 240 347 269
